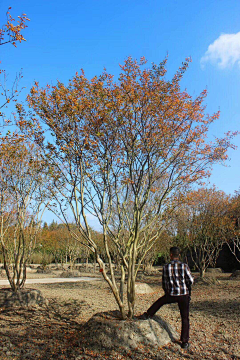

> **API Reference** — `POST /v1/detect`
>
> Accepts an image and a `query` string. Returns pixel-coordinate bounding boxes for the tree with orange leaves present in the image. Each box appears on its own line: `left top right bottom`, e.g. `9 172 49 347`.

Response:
17 57 237 318
0 134 51 291
174 187 235 277
0 7 29 121
39 223 84 269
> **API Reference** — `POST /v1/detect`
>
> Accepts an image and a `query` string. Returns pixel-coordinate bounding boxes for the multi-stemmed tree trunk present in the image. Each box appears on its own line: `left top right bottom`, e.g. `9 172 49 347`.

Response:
17 57 237 317
0 134 49 291
1 212 39 291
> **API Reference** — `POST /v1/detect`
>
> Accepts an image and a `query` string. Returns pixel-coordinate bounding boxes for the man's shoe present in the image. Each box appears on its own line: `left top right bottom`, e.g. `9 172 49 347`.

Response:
138 312 151 320
181 342 189 349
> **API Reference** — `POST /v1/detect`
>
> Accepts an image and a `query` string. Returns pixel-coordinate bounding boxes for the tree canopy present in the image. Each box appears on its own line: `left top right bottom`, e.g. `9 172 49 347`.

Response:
16 57 238 317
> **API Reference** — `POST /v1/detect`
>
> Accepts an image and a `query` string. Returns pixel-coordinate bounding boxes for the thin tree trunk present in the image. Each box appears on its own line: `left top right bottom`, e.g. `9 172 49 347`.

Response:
119 264 125 302
96 253 126 319
127 242 136 319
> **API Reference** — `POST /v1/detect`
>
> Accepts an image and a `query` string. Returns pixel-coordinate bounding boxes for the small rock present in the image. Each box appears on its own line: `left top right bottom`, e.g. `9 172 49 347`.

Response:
60 270 80 278
230 270 240 279
206 268 222 274
135 282 154 294
0 288 48 308
195 276 220 285
36 268 52 274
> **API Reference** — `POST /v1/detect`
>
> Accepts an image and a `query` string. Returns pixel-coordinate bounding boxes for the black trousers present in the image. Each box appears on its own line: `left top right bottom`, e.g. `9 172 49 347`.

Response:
146 293 190 343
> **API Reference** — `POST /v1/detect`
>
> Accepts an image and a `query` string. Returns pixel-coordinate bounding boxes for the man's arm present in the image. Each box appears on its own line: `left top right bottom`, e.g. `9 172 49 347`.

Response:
185 264 194 296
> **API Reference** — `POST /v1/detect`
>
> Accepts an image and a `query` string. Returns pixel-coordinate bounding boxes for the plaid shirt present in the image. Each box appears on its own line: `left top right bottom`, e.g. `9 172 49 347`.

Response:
162 260 194 296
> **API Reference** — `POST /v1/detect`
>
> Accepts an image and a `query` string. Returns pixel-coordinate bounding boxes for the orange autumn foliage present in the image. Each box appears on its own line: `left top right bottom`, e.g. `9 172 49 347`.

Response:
174 187 235 276
0 8 29 119
0 7 29 47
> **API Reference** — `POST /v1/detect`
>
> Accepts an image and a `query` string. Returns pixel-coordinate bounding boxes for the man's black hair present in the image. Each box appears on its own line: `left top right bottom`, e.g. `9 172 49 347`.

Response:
170 246 180 258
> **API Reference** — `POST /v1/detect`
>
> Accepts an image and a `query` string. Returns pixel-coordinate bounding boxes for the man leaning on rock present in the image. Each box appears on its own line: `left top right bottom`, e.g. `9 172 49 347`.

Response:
141 246 194 349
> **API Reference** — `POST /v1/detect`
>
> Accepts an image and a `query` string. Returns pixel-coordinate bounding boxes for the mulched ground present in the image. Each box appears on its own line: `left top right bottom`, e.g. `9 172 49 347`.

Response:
0 271 239 360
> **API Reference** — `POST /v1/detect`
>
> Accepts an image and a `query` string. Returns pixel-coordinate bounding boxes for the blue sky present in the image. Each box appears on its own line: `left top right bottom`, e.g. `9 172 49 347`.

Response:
1 0 240 224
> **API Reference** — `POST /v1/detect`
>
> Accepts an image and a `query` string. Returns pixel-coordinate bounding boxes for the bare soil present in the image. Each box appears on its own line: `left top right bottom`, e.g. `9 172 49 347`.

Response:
0 268 239 360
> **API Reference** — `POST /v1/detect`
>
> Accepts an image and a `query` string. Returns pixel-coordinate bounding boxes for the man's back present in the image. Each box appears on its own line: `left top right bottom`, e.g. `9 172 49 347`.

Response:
162 260 194 296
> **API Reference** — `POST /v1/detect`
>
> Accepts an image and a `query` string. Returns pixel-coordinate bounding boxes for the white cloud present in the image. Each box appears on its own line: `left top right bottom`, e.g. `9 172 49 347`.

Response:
201 32 240 69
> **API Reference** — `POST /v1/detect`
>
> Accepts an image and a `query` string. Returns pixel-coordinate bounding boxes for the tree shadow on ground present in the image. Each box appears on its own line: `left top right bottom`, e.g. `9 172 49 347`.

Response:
191 298 240 320
0 304 84 359
45 298 90 322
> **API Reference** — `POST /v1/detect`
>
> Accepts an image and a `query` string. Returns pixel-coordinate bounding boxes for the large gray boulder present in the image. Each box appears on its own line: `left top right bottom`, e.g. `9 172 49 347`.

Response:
82 311 178 353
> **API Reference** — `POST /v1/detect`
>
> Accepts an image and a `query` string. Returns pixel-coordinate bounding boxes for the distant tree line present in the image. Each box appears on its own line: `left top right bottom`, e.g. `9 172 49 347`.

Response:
27 187 239 276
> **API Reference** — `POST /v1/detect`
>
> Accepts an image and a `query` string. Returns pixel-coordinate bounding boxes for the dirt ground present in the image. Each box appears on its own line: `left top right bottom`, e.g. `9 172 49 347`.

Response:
0 268 239 360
